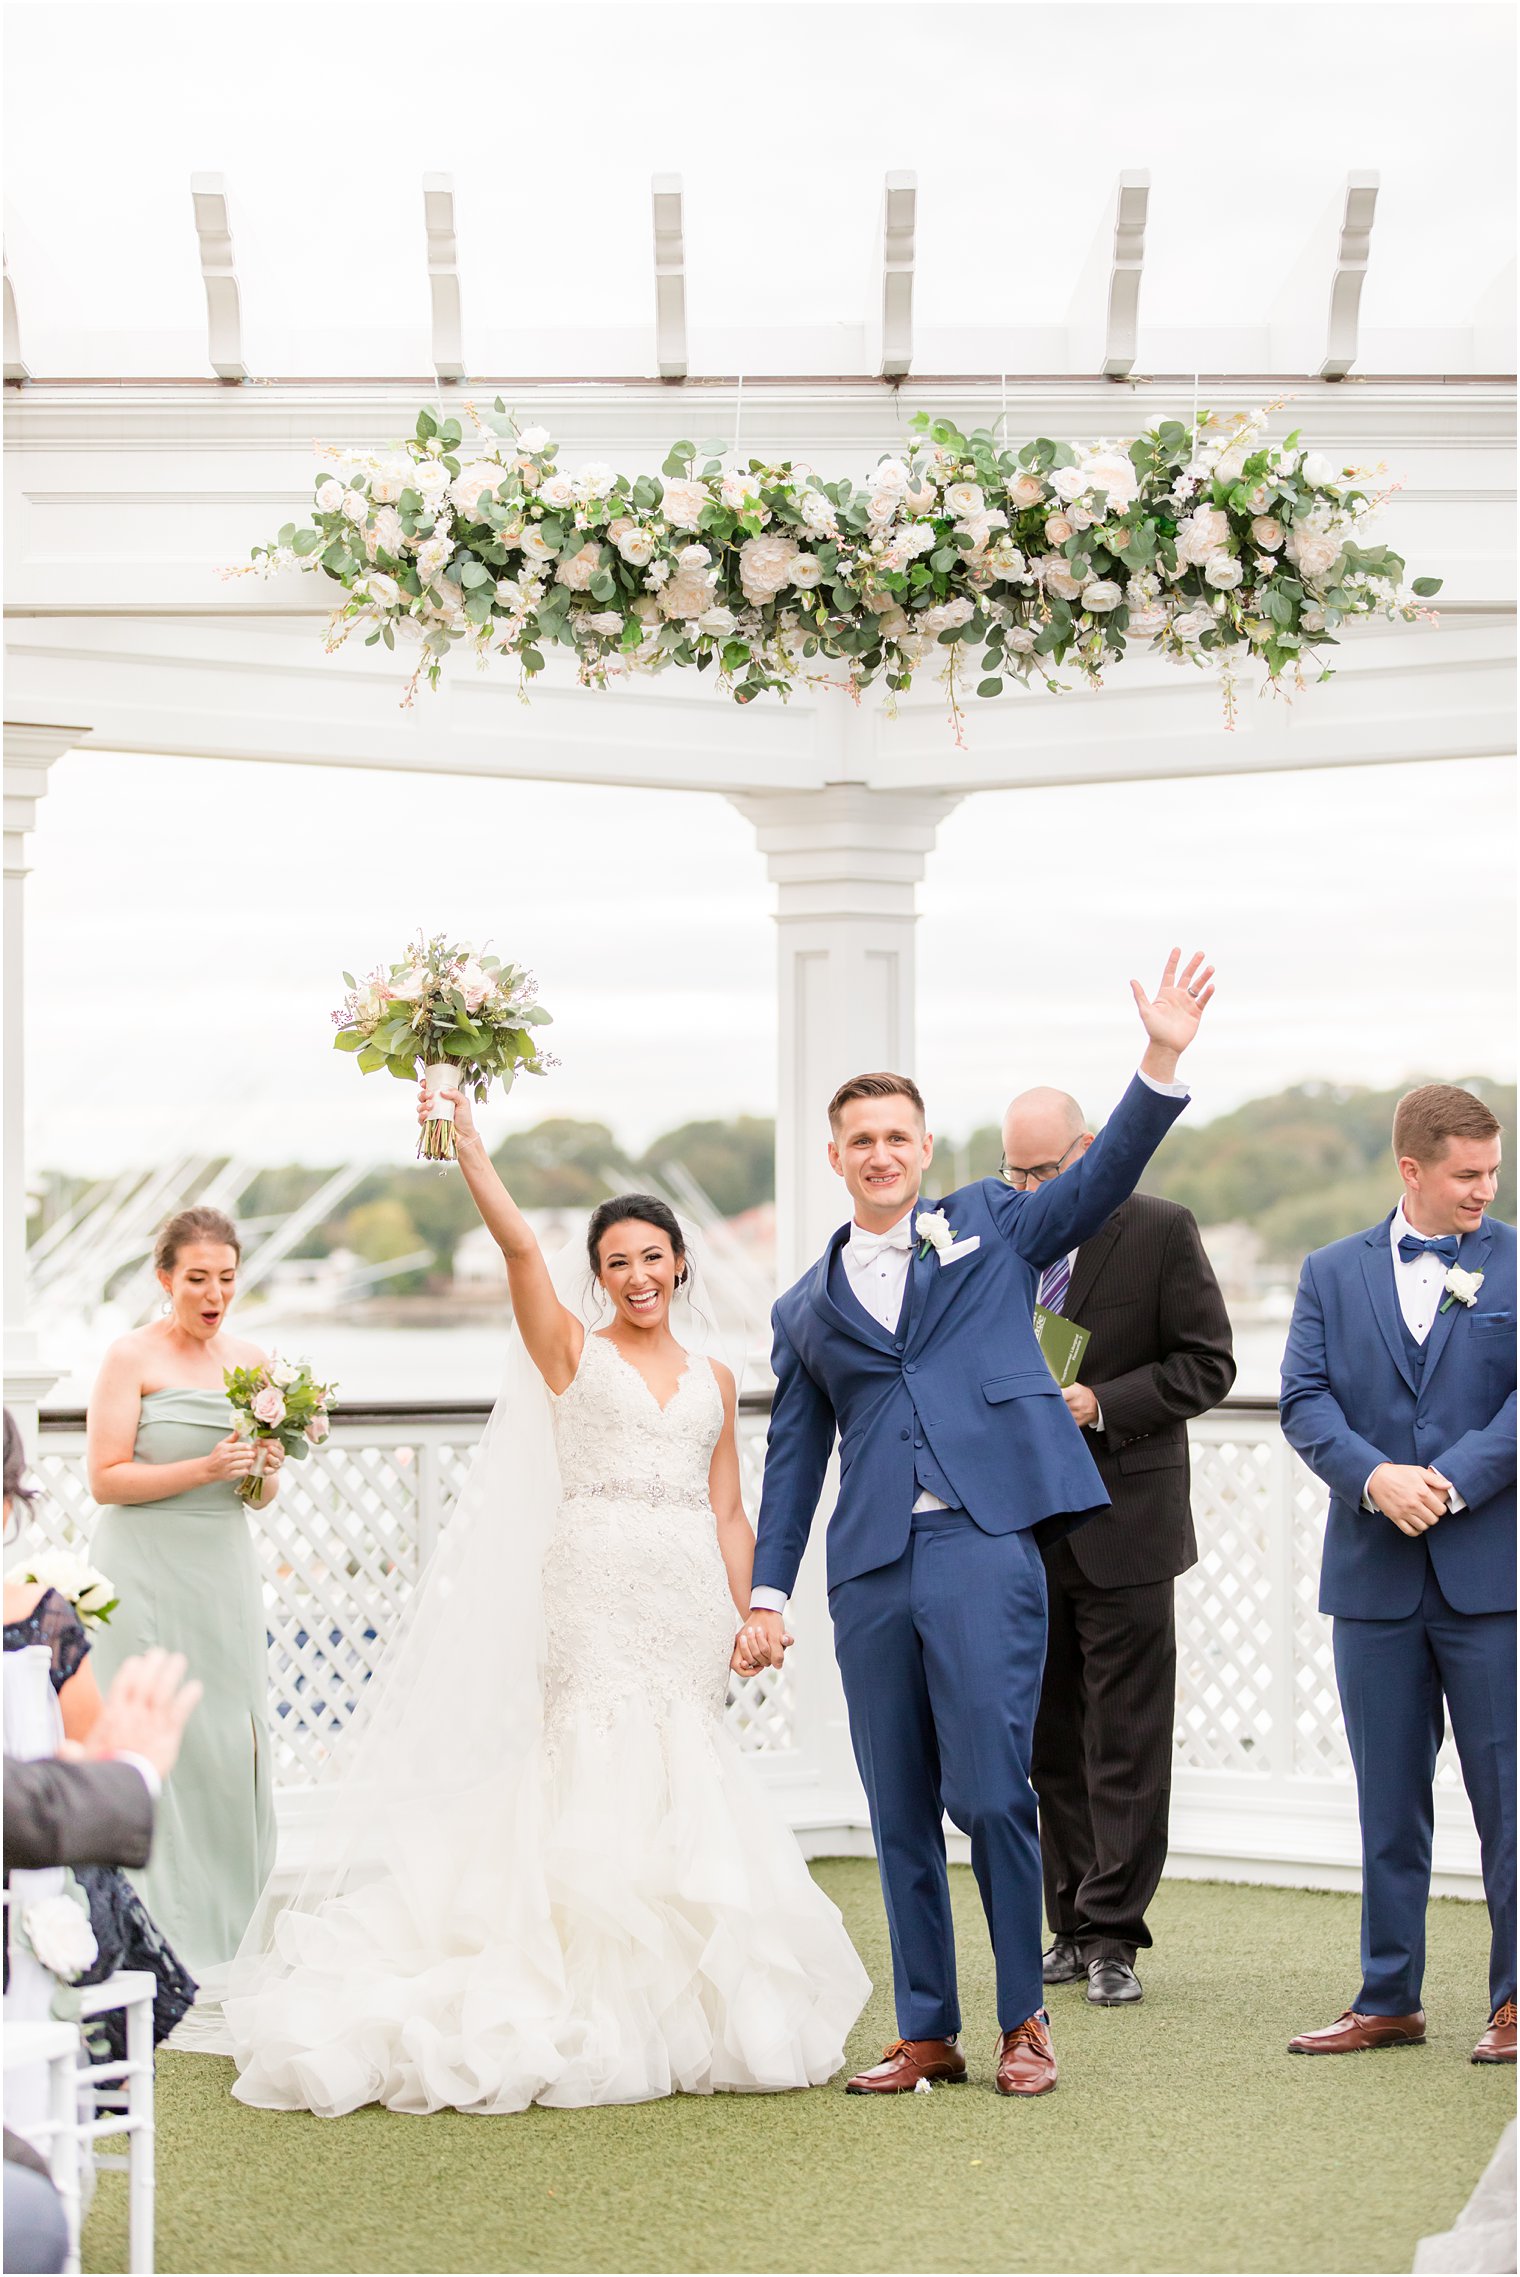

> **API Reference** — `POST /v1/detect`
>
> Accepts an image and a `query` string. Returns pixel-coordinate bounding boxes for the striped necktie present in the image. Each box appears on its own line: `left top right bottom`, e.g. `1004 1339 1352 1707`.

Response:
1038 1254 1072 1315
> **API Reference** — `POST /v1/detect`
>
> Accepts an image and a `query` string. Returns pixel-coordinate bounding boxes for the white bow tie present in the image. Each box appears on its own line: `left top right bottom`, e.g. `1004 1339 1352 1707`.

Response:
849 1219 914 1265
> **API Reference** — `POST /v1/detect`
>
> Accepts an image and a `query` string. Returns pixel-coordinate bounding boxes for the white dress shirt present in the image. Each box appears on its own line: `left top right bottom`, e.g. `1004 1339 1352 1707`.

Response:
749 1067 1188 1613
1361 1198 1467 1515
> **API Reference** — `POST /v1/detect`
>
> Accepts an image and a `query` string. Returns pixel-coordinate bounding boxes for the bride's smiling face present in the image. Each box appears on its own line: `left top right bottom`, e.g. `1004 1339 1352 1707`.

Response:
596 1220 683 1330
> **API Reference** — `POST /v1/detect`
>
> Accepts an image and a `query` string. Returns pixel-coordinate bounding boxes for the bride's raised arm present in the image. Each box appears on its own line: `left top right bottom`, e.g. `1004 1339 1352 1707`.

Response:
419 1080 585 1396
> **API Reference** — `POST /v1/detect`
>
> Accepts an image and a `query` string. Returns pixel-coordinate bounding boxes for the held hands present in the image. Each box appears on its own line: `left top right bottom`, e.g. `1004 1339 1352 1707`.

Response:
417 1078 479 1145
1131 948 1215 1083
1368 1462 1452 1536
732 1610 792 1675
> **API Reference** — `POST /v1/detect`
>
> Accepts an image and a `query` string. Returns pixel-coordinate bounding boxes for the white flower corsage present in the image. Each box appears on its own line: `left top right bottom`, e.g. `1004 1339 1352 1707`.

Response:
915 1210 955 1259
21 1550 118 1630
22 1885 98 1983
1440 1266 1484 1314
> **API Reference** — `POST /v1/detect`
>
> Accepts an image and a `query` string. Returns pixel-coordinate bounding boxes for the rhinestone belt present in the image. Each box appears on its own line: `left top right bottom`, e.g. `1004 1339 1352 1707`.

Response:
561 1479 711 1510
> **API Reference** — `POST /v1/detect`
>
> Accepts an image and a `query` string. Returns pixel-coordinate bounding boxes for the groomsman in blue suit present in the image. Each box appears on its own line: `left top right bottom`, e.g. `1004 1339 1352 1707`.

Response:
740 951 1213 2097
1280 1083 1516 2065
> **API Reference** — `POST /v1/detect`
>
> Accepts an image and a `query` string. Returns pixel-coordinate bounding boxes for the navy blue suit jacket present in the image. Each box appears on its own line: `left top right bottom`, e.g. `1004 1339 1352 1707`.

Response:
1280 1210 1516 1618
753 1076 1190 1598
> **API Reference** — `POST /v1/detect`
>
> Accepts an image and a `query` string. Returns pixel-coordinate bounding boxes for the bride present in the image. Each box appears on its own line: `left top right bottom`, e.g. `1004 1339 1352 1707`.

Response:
223 1083 869 2117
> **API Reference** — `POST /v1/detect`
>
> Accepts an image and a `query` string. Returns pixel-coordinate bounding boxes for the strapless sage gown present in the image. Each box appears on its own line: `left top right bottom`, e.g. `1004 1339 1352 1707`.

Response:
90 1388 276 1977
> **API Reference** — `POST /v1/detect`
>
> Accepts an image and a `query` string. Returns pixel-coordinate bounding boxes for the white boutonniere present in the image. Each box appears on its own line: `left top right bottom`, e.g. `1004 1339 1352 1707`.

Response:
915 1210 955 1260
1440 1266 1484 1314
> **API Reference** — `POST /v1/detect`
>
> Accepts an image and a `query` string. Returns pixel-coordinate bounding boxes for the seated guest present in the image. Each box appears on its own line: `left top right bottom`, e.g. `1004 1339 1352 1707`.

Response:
4 1644 202 2277
1001 1091 1236 2006
4 1413 198 2049
1280 1083 1515 2065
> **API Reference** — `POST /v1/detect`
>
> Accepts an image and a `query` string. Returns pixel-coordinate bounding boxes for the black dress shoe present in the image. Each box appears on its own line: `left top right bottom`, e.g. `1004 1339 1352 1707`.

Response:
1087 1957 1143 2005
1042 1936 1084 1985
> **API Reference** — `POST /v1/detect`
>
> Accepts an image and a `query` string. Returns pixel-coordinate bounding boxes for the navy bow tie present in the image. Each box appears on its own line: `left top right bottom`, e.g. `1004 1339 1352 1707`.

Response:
1398 1231 1460 1266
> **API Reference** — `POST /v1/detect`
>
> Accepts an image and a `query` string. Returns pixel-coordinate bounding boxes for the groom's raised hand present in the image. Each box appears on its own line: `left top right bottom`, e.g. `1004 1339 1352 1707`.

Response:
1131 948 1215 1085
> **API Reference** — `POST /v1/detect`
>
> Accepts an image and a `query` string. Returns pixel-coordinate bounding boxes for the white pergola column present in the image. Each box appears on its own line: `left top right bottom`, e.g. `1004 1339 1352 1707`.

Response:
4 723 84 1445
731 784 961 1290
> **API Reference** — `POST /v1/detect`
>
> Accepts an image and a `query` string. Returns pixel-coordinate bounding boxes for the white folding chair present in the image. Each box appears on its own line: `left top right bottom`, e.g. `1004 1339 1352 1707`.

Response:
3 2016 84 2274
74 1969 156 2276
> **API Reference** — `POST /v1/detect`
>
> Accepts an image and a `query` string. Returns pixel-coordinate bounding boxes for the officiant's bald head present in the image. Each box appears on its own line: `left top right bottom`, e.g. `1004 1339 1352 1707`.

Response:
1000 1088 1094 1188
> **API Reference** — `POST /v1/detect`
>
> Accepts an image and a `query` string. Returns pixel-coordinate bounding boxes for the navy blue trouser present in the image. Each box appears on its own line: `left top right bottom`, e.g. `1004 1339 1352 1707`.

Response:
830 1508 1048 2038
1334 1555 1517 2016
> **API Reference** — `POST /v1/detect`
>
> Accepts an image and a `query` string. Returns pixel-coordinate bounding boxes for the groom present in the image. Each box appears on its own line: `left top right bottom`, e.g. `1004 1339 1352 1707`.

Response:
745 950 1213 2096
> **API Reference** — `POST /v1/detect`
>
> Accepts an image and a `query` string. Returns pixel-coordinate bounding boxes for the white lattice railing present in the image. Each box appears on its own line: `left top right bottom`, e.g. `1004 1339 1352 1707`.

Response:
24 1398 1479 1890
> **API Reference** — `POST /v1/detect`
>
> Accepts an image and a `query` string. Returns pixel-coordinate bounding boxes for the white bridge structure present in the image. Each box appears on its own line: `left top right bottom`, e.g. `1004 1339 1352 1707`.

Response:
5 64 1514 1901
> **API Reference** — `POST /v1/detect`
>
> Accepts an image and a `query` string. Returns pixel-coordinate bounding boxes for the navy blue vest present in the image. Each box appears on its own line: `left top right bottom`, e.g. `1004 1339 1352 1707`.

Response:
827 1246 962 1508
1400 1310 1429 1387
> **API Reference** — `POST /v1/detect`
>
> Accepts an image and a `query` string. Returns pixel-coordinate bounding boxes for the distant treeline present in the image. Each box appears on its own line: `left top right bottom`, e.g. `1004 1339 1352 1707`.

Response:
36 1082 1515 1298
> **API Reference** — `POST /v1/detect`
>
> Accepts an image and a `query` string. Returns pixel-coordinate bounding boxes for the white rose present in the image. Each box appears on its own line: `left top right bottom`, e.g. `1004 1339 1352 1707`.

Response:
1174 506 1233 567
1242 482 1273 514
1299 605 1327 633
585 611 625 637
1250 516 1285 551
494 576 523 606
1126 604 1170 637
676 543 710 570
943 482 984 519
516 424 552 454
23 1891 97 1982
448 463 499 518
1044 515 1074 546
866 490 899 527
1082 579 1124 612
1050 465 1088 502
876 605 911 641
788 553 824 589
799 489 838 536
1008 472 1046 508
573 461 617 501
1214 445 1250 483
1301 451 1337 488
1285 525 1342 582
658 564 717 619
869 456 911 493
412 458 450 497
915 1208 954 1254
615 526 656 566
537 474 577 511
659 478 708 531
698 604 738 637
415 536 453 582
1444 1265 1485 1308
361 572 400 609
1004 626 1037 654
720 470 763 513
555 542 602 592
738 532 798 603
1038 556 1086 601
919 596 975 635
518 527 557 567
1080 451 1140 511
1172 609 1210 640
988 541 1027 580
369 457 412 504
268 1357 302 1388
370 506 407 559
1204 554 1243 590
340 490 367 524
316 479 346 513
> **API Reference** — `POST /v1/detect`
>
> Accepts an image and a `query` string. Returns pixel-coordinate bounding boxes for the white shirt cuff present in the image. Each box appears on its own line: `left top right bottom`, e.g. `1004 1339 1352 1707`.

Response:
748 1587 788 1614
1088 1402 1104 1433
1137 1067 1190 1100
110 1750 162 1802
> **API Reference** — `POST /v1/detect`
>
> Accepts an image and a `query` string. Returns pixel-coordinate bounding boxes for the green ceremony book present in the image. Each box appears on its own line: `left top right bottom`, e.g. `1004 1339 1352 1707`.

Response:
1033 1304 1091 1388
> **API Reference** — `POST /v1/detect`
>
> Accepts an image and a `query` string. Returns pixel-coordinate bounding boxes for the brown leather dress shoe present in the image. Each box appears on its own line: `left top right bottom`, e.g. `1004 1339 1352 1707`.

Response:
1472 1999 1517 2063
995 2011 1057 2096
845 2037 967 2093
1287 2008 1426 2054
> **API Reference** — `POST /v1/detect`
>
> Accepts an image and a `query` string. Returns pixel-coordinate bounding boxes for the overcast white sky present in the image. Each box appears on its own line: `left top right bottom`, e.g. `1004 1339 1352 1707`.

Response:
23 750 1515 1176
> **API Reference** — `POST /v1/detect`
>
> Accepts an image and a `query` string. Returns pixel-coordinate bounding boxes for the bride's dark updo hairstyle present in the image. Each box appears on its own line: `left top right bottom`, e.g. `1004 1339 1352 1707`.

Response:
586 1195 689 1289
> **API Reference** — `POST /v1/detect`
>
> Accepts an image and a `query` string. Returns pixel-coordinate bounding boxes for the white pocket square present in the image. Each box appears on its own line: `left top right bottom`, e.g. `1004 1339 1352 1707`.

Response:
938 1235 981 1265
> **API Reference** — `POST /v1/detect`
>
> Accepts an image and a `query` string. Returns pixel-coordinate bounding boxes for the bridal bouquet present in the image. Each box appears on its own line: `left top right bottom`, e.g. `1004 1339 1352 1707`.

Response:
244 399 1442 728
224 1357 338 1507
19 1549 118 1631
332 933 555 1160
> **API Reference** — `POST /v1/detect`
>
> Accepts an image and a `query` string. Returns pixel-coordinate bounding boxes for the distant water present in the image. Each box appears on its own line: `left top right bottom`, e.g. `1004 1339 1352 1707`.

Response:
46 1313 1291 1408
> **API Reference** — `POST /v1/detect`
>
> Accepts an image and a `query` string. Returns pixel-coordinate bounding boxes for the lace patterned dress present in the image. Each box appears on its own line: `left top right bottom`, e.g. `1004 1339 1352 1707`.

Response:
227 1332 869 2116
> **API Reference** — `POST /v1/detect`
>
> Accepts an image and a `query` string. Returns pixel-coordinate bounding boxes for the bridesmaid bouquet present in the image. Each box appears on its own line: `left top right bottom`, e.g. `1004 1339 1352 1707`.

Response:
224 1357 339 1507
332 932 555 1161
19 1550 118 1630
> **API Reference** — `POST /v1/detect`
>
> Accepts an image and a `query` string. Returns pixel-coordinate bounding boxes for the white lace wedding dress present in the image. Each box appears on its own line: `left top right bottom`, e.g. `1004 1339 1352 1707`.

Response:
225 1332 869 2116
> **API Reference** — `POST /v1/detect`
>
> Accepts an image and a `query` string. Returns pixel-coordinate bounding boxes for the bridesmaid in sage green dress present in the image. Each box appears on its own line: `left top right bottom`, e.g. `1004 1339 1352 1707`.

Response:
88 1206 284 1980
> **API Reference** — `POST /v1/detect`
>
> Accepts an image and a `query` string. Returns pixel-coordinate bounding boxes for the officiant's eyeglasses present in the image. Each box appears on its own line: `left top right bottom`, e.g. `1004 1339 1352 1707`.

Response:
999 1137 1083 1189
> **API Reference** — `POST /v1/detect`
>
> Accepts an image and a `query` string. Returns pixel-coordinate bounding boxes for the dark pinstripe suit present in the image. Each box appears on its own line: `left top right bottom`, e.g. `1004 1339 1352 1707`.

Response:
1030 1192 1236 1961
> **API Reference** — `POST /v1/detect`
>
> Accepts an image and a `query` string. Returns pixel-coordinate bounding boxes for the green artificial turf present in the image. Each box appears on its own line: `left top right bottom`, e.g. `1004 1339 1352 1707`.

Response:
82 1865 1513 2276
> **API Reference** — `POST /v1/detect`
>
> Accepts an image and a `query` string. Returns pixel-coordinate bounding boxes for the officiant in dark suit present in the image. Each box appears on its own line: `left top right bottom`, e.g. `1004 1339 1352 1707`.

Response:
1000 1089 1235 2008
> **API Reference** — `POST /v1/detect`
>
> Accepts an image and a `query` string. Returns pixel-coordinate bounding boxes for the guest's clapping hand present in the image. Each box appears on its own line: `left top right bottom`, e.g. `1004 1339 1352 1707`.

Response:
1368 1462 1450 1536
58 1648 203 1782
732 1612 792 1675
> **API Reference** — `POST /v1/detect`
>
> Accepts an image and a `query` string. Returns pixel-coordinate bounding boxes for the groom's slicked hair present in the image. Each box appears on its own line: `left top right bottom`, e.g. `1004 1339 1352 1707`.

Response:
1393 1083 1502 1164
828 1072 926 1132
